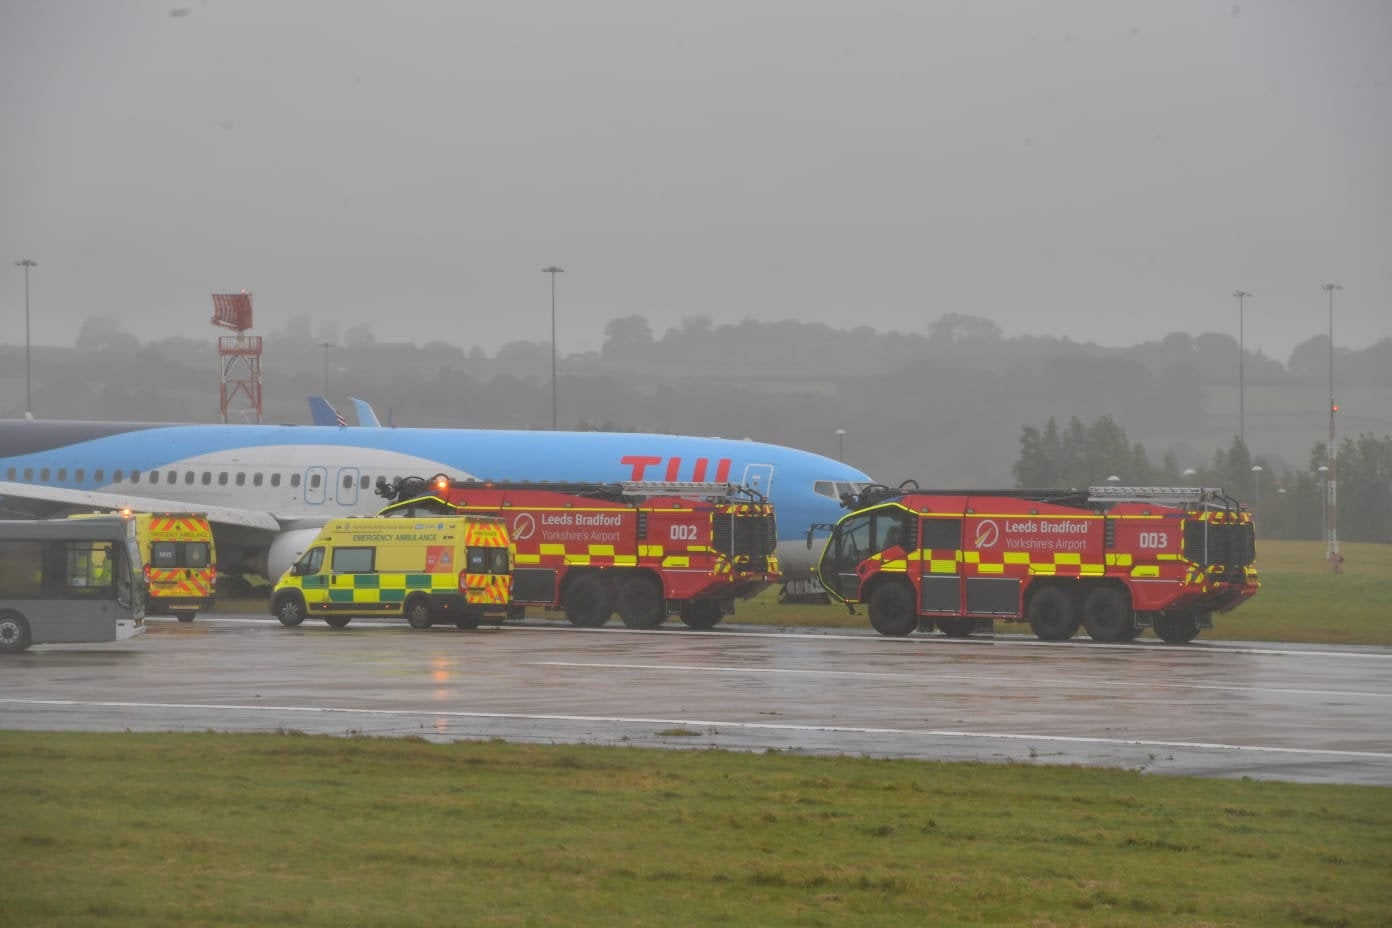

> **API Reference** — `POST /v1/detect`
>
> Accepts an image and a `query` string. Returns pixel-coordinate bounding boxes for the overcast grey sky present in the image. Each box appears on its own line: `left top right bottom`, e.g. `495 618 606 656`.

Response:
3 1 1388 361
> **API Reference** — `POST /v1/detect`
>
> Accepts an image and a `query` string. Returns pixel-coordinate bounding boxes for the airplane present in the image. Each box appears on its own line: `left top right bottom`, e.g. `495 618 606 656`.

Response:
0 416 874 594
307 396 382 428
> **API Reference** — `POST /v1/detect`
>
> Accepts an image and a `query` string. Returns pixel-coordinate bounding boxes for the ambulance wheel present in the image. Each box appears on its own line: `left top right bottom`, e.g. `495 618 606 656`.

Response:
937 617 976 638
679 600 723 629
404 596 433 629
175 611 197 623
0 610 32 653
1026 587 1078 641
1082 587 1134 643
273 594 307 627
324 615 352 629
867 583 916 637
563 575 611 627
618 576 665 629
1153 612 1200 644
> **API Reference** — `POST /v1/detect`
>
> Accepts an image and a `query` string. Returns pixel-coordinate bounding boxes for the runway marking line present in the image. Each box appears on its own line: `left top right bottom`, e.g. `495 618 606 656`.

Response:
5 697 1391 762
531 660 1392 700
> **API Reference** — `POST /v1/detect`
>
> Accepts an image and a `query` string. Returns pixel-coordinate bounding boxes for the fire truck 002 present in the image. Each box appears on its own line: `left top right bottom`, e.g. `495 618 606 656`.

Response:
375 475 779 629
814 482 1259 644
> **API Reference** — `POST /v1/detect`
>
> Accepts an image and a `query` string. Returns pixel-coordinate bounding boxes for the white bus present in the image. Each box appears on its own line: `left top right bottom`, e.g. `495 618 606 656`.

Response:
0 517 146 653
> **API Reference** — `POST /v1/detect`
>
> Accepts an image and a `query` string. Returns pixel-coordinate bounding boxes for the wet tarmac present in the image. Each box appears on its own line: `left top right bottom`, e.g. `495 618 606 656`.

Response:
2 614 1390 786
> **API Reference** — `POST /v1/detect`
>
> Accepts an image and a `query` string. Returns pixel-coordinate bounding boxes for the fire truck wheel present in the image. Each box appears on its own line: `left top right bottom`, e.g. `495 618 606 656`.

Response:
324 615 352 629
868 583 916 637
404 596 434 629
175 611 197 623
1026 587 1077 640
680 600 723 629
273 594 307 627
563 575 611 627
618 576 665 629
1153 612 1200 644
1082 587 1134 643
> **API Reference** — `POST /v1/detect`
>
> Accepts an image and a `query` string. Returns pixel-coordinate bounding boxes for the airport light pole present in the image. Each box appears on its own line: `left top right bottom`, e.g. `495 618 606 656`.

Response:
542 266 564 430
835 428 846 462
1233 289 1251 447
1317 464 1328 549
1323 282 1342 570
1250 464 1263 527
15 258 37 416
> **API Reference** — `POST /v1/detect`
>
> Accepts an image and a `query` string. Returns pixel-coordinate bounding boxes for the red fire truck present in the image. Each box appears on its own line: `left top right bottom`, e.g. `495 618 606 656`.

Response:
815 483 1259 643
375 476 779 629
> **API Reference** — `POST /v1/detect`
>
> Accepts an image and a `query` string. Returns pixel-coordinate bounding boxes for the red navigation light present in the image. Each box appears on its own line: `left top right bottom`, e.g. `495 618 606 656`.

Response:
1332 404 1340 412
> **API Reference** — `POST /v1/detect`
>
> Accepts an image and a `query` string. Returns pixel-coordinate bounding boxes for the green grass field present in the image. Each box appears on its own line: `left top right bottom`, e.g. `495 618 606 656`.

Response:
3 732 1389 928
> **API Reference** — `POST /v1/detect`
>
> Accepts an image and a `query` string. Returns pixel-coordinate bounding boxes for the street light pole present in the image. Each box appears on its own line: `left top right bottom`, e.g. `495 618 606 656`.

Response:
15 258 37 416
542 266 564 430
1233 289 1251 447
835 429 846 462
1323 282 1342 570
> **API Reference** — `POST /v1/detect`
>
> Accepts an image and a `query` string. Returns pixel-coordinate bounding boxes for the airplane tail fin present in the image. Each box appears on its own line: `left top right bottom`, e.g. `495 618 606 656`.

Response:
308 396 348 427
349 397 382 428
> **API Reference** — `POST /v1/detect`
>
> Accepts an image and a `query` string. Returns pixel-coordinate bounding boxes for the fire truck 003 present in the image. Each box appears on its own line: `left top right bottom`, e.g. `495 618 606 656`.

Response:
375 475 779 629
814 482 1259 644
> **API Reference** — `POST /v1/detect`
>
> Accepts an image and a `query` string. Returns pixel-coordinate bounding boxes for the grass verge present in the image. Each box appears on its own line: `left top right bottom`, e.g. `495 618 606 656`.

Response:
2 731 1389 928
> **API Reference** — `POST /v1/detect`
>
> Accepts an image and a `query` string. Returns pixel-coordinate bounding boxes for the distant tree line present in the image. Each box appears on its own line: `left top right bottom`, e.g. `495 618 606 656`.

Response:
1012 416 1392 543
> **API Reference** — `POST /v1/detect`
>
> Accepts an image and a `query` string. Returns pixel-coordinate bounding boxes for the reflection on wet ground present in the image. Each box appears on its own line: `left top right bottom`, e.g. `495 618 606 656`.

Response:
1 614 1389 785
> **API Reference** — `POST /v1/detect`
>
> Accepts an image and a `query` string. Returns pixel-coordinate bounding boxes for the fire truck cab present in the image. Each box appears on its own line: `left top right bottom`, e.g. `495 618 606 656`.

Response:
376 476 780 629
816 483 1259 643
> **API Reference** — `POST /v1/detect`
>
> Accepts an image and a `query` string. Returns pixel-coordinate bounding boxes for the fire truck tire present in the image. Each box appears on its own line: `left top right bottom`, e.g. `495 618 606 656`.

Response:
175 611 197 623
273 593 307 627
679 600 723 629
868 583 917 637
618 576 665 629
936 617 976 638
324 614 352 629
563 575 611 627
1026 587 1078 641
1082 587 1134 643
0 610 32 653
1153 612 1200 644
404 596 434 629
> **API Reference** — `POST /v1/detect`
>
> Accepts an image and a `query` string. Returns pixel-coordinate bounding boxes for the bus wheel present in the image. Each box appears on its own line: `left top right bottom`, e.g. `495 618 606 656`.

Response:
618 576 665 629
1026 587 1077 640
324 615 352 629
680 600 723 629
1082 587 1134 643
563 575 611 627
273 594 307 628
404 597 433 629
937 617 976 638
0 610 32 653
1154 612 1200 644
175 611 197 623
868 583 916 637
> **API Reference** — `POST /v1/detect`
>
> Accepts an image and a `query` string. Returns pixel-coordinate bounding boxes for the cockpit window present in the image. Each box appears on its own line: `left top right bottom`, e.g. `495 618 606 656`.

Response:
815 480 872 502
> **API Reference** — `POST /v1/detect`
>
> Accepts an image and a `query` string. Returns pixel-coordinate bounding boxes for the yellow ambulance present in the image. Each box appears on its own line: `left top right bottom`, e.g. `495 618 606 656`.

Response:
270 516 512 630
71 511 217 622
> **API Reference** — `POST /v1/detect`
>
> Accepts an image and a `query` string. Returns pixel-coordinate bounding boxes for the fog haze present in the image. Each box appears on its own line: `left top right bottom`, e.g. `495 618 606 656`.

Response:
3 1 1389 360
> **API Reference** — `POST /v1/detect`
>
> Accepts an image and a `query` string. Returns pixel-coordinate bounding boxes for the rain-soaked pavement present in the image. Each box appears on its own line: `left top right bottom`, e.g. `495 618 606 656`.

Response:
2 614 1390 786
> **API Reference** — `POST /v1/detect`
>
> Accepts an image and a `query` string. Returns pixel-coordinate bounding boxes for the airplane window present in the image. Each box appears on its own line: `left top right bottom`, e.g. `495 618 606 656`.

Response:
310 474 322 489
57 468 67 481
94 469 104 483
41 468 50 481
290 474 301 488
235 473 246 486
75 469 85 482
202 472 211 485
218 472 229 486
185 471 195 485
814 480 835 499
23 468 33 480
168 471 177 483
271 473 281 487
150 471 160 484
131 471 141 484
253 473 263 486
113 470 123 483
360 475 370 489
5 468 13 480
342 474 353 490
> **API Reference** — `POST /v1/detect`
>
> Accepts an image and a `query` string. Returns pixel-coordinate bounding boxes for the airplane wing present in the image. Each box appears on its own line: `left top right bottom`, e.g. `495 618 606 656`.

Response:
0 481 282 531
349 397 382 427
308 396 347 427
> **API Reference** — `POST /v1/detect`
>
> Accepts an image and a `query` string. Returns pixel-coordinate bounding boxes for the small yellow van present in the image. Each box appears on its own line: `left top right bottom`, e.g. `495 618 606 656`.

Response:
71 511 216 622
270 516 511 630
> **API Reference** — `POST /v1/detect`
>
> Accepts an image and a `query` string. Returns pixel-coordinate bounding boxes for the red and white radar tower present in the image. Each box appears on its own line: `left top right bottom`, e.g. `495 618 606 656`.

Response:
211 292 263 423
